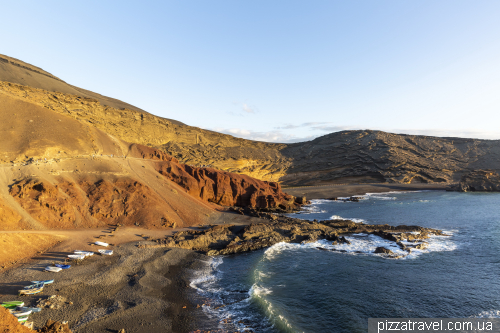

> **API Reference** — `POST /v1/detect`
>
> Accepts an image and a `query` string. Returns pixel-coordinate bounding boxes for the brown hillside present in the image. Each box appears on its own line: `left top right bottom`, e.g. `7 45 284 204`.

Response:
0 81 289 180
0 53 183 125
0 89 299 231
1 54 499 186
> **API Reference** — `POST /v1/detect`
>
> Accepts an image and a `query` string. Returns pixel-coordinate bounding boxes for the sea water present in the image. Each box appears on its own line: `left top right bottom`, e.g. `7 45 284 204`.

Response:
190 191 500 332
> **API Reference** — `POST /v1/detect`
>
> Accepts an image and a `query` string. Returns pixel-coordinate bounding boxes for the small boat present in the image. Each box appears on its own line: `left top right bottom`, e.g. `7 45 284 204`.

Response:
67 254 86 260
45 266 63 272
94 241 109 247
17 316 29 322
55 264 71 269
74 250 94 257
98 249 113 255
30 279 54 285
24 283 45 290
10 310 32 317
1 301 24 309
17 306 42 313
19 287 43 295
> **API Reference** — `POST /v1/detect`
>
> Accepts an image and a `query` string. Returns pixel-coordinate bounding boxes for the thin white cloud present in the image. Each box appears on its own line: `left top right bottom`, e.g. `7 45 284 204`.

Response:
242 104 255 113
210 127 316 143
227 102 258 116
275 122 332 130
209 125 500 143
390 128 500 140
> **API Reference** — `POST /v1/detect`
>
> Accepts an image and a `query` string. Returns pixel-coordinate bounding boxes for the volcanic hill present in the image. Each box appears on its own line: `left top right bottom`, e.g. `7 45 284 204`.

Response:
0 54 304 234
2 54 499 189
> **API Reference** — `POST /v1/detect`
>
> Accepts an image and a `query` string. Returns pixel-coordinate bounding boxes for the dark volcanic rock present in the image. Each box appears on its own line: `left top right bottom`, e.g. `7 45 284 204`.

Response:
450 170 500 192
374 247 394 255
146 215 445 256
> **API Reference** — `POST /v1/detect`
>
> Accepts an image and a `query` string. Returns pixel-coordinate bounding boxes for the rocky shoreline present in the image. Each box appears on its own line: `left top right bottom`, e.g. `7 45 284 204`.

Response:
144 212 446 259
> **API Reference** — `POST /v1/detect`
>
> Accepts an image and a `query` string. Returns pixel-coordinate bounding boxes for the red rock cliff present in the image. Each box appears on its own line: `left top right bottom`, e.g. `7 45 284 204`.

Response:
128 144 302 210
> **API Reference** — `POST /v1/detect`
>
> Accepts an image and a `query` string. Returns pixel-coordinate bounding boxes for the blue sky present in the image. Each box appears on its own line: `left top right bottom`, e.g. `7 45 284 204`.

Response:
2 1 500 142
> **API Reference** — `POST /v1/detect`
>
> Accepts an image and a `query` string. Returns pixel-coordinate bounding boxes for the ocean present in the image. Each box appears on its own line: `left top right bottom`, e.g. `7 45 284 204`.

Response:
189 191 500 332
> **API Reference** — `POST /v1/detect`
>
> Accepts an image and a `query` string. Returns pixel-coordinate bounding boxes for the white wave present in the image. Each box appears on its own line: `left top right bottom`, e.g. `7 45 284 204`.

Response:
366 193 397 200
249 284 273 296
261 231 456 260
310 199 333 205
295 204 327 214
330 215 365 223
189 256 223 293
474 310 500 318
263 242 298 261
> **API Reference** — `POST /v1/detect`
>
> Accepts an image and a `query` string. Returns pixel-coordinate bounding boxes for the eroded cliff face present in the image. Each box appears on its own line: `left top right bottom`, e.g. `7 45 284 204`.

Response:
451 170 500 192
8 176 185 229
129 144 302 210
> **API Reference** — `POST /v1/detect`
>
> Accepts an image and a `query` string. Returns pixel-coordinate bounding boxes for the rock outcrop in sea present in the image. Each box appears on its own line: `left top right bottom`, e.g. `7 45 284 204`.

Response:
145 215 445 257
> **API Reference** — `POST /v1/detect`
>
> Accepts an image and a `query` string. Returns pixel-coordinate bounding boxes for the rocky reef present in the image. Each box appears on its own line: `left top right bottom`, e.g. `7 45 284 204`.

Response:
145 215 445 258
450 170 500 192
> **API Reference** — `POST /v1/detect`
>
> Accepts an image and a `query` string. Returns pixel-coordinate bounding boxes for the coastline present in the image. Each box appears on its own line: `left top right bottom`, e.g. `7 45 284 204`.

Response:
0 239 212 333
284 183 450 200
0 185 448 332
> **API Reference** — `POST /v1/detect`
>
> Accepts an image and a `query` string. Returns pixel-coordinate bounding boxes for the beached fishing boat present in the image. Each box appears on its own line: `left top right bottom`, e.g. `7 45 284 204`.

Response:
24 283 44 290
19 287 43 295
10 309 32 317
94 241 109 247
1 301 24 309
17 316 29 322
74 250 93 256
55 264 71 269
17 306 41 313
67 254 85 260
45 266 63 272
97 249 113 255
30 279 54 285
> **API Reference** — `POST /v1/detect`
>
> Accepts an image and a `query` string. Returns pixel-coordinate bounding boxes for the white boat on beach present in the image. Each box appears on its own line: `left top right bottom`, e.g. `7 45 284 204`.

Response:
67 254 86 260
17 306 42 313
98 249 113 255
30 280 54 285
94 241 109 247
10 309 32 317
74 250 93 257
45 266 62 273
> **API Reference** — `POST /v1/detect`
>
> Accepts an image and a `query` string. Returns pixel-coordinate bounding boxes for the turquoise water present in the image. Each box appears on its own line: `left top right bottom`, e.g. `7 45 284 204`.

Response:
190 191 500 332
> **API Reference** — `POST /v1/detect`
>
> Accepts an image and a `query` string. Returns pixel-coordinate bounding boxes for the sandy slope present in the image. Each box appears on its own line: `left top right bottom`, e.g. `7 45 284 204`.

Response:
0 53 183 126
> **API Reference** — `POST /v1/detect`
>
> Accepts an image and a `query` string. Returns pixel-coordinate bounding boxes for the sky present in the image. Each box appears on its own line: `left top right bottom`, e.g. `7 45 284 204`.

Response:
1 1 500 142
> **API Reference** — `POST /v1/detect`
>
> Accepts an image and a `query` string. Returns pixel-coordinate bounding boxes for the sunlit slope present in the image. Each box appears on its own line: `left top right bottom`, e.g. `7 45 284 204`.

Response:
0 53 184 125
0 92 215 230
1 54 499 186
0 81 291 181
